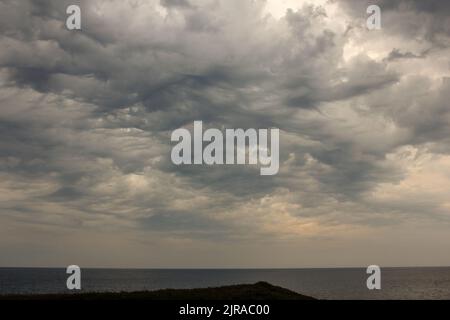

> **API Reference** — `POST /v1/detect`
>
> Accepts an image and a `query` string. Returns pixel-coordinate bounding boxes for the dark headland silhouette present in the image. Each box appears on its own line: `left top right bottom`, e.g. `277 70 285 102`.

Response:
1 282 316 300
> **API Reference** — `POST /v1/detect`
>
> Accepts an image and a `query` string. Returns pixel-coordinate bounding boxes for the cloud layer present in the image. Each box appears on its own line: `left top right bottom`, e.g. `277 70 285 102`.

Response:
1 0 450 267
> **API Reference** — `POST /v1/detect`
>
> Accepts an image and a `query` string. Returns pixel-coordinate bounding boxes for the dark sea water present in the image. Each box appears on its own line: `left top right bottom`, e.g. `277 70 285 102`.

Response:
1 267 450 299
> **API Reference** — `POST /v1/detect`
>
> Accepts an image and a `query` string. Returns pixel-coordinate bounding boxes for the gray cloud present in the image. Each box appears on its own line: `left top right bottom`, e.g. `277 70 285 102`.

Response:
1 0 450 267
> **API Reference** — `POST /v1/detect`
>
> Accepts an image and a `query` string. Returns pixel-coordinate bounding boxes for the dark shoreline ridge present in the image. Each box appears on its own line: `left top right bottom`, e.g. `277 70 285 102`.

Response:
0 281 316 300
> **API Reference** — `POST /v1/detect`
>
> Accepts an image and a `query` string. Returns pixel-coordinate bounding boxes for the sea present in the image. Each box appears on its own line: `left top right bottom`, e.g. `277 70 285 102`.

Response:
1 267 449 299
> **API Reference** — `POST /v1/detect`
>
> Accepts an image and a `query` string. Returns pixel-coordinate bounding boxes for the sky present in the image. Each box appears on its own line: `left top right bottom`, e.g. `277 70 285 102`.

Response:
0 0 450 268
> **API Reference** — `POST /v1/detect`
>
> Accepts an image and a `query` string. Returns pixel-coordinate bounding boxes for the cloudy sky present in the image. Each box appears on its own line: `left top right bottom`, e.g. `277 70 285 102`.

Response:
0 0 450 268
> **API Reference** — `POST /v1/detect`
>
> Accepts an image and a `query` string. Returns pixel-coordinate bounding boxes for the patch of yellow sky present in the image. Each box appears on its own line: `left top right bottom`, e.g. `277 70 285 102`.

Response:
372 146 450 213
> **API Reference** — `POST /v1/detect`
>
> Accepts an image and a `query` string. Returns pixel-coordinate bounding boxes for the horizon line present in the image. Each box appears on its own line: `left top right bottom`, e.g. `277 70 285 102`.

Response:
1 265 450 270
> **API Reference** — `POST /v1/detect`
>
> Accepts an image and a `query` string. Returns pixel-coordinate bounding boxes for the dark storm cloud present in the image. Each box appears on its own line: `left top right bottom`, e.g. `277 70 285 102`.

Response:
384 48 429 61
1 0 450 251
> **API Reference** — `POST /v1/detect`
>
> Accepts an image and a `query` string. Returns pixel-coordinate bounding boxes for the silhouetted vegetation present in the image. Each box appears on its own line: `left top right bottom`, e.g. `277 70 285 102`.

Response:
0 281 316 300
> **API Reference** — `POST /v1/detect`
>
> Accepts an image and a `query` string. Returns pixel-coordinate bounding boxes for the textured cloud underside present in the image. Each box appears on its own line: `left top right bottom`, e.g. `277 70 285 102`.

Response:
0 0 450 267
